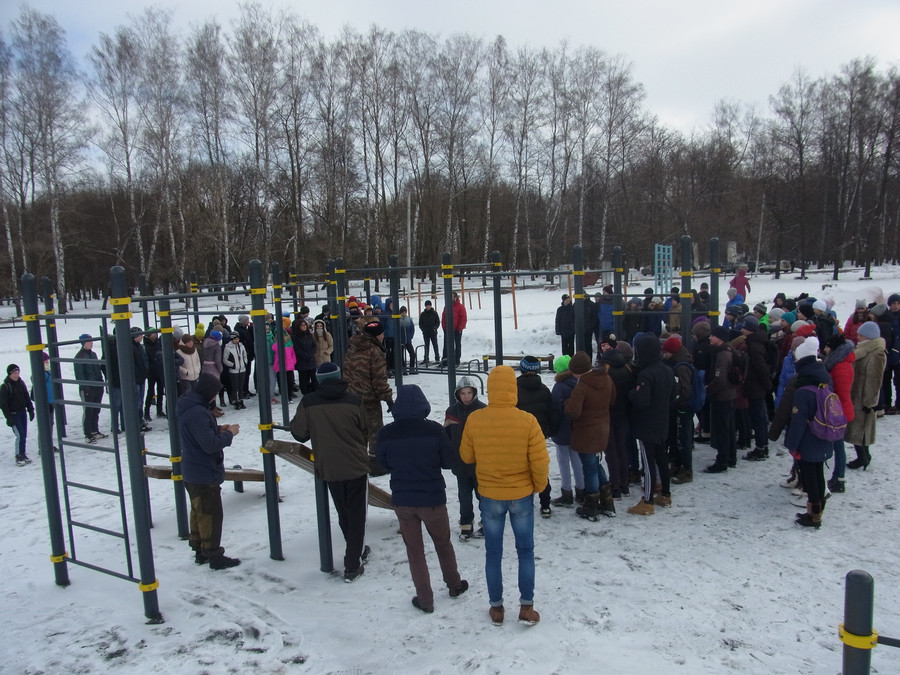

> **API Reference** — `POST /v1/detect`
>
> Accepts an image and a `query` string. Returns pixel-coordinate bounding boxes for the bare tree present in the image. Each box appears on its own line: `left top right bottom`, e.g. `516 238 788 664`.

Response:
479 35 511 261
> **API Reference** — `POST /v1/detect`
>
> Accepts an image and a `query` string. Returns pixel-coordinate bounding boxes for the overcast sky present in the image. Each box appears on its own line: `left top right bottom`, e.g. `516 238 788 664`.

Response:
3 0 899 134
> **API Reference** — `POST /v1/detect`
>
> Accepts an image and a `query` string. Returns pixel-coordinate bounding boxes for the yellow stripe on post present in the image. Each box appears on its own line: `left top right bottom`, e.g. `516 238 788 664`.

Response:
250 309 267 316
50 552 68 563
26 343 46 352
139 579 160 592
250 288 267 295
258 423 273 431
110 297 131 305
838 623 878 650
111 312 132 320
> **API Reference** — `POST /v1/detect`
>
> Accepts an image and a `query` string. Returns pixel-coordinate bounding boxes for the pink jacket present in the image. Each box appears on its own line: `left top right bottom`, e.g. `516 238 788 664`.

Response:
273 342 297 372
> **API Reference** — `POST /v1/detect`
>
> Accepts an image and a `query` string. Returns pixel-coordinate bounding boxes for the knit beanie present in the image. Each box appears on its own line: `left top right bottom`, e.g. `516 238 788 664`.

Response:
794 338 819 362
569 351 592 375
316 362 342 382
888 293 900 305
855 299 867 310
172 327 185 341
753 303 767 316
870 303 888 317
781 310 797 325
790 320 808 333
519 355 542 373
553 355 572 374
615 341 634 361
795 324 817 338
825 332 846 351
662 336 682 354
857 321 880 341
79 333 93 342
209 330 222 341
798 303 814 319
711 326 731 342
768 308 785 322
791 336 806 352
7 364 19 376
741 316 759 332
364 320 384 336
812 299 827 312
195 373 221 401
691 320 711 340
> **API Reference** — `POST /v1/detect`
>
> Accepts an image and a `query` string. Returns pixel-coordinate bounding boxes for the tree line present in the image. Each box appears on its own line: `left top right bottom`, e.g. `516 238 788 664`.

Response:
1 4 898 306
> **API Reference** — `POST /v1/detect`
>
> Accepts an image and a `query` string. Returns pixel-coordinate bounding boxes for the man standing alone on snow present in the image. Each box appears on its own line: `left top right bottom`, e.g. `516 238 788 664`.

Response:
460 365 548 627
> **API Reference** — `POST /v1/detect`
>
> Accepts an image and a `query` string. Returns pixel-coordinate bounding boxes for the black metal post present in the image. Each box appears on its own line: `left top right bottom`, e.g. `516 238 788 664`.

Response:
573 246 585 353
613 247 624 338
334 258 348 365
442 252 456 402
190 272 199 330
389 255 403 385
251 260 285 561
40 276 67 435
289 266 299 317
271 263 290 423
843 570 875 675
110 266 163 623
139 273 150 331
363 265 371 305
23 274 70 588
492 251 504 366
157 299 188 538
709 238 720 327
680 235 694 350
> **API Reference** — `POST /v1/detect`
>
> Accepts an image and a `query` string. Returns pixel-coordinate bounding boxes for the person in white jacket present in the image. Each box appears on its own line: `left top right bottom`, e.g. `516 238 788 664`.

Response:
223 332 248 410
177 334 202 395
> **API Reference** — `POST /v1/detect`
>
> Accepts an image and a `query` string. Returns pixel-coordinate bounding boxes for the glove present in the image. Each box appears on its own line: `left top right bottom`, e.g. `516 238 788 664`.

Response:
386 400 394 413
29 410 35 422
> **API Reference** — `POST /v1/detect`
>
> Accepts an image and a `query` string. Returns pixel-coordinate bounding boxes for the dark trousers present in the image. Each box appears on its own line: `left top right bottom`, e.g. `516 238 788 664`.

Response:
669 408 694 471
145 373 163 416
456 473 479 526
80 386 103 437
297 368 317 395
185 482 225 557
798 460 826 505
582 330 594 360
881 363 900 408
243 359 254 396
227 372 245 404
422 332 439 363
640 440 669 500
748 397 768 449
605 416 629 490
560 334 575 357
443 330 463 365
327 474 368 572
396 504 463 610
538 480 551 509
736 407 750 448
710 398 736 467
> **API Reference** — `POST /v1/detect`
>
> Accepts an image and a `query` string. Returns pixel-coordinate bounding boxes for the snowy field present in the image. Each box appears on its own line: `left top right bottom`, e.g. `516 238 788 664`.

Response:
1 266 900 674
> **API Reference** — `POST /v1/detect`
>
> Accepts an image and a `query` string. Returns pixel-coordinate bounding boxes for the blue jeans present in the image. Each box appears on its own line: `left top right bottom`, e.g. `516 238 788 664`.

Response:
578 452 609 494
832 440 846 479
11 410 28 457
748 397 768 449
479 495 535 606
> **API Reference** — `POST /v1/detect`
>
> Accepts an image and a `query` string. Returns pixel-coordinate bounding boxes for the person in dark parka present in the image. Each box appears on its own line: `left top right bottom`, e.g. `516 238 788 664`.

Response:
627 334 675 516
555 295 576 356
516 356 559 518
177 373 241 569
444 375 487 540
375 385 468 613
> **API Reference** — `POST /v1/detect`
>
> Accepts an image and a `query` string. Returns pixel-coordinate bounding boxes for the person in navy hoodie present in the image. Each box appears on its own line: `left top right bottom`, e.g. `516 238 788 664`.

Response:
784 339 833 529
375 384 469 613
178 373 241 569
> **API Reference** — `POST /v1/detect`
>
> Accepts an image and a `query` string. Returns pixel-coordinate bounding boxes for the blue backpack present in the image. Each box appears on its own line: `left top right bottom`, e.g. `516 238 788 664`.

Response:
679 362 707 413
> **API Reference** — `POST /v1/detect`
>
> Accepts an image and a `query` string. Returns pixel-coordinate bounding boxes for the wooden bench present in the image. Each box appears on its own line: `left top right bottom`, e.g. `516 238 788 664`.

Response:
266 439 394 510
143 464 269 493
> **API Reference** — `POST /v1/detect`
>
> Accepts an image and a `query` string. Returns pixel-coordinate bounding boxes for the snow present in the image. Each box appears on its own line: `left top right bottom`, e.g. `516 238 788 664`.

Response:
2 266 900 674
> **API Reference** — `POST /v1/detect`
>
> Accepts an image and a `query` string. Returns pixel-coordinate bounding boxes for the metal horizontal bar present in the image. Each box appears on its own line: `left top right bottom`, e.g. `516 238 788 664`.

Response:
65 481 122 498
66 558 137 584
70 520 127 539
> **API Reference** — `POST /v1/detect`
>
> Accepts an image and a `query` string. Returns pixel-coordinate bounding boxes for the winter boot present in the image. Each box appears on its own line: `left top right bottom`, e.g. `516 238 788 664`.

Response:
742 446 768 461
627 498 655 516
209 555 241 570
574 488 585 504
847 446 871 470
576 492 601 521
796 502 823 528
518 605 540 626
550 489 574 507
827 476 846 493
653 494 672 508
598 484 617 517
671 469 693 484
459 524 474 541
489 605 504 625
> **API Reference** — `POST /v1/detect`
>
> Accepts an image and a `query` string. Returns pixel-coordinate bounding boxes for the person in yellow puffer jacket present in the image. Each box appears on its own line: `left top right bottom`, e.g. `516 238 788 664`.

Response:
460 364 549 628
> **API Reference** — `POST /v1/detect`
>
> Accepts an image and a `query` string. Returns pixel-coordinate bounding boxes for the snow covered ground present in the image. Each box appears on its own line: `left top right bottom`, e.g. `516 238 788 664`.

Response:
1 266 900 674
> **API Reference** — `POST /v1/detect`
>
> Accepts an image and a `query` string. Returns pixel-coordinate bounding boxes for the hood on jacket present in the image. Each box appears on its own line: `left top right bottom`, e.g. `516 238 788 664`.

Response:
517 372 545 393
486 365 517 407
454 375 480 402
795 355 831 386
634 334 662 368
313 319 328 332
392 384 431 419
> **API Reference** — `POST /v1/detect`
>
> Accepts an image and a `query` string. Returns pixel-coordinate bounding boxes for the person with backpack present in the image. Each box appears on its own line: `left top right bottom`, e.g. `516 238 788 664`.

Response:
784 339 834 528
741 316 774 461
661 335 698 485
704 326 738 473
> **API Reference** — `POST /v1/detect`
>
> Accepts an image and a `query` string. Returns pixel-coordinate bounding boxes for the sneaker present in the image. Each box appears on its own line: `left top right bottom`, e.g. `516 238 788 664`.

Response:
87 435 97 444
518 605 540 626
472 525 484 539
194 552 210 565
619 485 630 497
458 525 473 542
780 475 799 489
245 391 256 398
271 398 279 404
743 447 768 461
703 463 728 473
791 487 805 497
653 494 672 508
790 493 808 507
412 597 434 614
209 555 241 570
343 565 365 583
92 432 109 441
15 456 26 467
671 469 693 484
140 423 152 432
489 605 504 626
449 580 469 598
361 545 371 563
540 506 552 519
627 499 655 516
22 455 32 464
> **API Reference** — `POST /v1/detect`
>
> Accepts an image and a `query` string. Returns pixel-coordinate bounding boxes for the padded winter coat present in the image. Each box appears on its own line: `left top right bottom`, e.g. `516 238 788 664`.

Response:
223 341 248 375
344 333 393 404
177 389 234 484
628 335 675 444
459 365 549 500
784 357 834 462
177 346 201 383
823 342 855 423
845 337 887 446
743 329 773 398
550 372 577 445
200 337 223 377
375 385 454 507
442 297 468 332
516 372 560 438
312 321 334 366
565 366 615 454
444 390 486 478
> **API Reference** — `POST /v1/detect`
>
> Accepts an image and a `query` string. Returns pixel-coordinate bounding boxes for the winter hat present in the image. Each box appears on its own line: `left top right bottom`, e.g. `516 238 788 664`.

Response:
791 336 806 352
753 303 767 316
888 293 900 305
603 284 614 294
180 334 194 344
812 299 827 312
795 324 817 338
561 293 570 300
568 351 592 375
424 300 432 307
741 316 759 332
825 332 846 351
316 362 342 382
711 326 731 342
662 336 682 354
857 321 880 341
869 303 888 317
784 298 797 311
797 303 814 319
790 320 808 333
195 373 222 402
300 306 310 314
42 352 50 362
553 355 572 373
691 321 711 340
79 333 93 342
364 320 384 336
724 305 739 318
781 310 797 325
348 301 359 308
768 307 785 322
726 288 737 298
855 299 867 310
172 327 185 341
519 355 542 373
7 364 19 376
794 338 819 362
615 341 634 361
209 330 222 341
229 331 240 340
651 296 663 305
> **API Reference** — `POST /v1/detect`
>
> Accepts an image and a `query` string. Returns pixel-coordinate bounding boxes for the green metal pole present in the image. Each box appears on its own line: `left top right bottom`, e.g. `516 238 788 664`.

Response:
492 251 504 365
157 298 188 538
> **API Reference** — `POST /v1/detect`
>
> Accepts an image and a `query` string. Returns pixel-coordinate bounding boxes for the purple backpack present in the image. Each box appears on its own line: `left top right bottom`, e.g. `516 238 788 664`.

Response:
800 384 847 442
